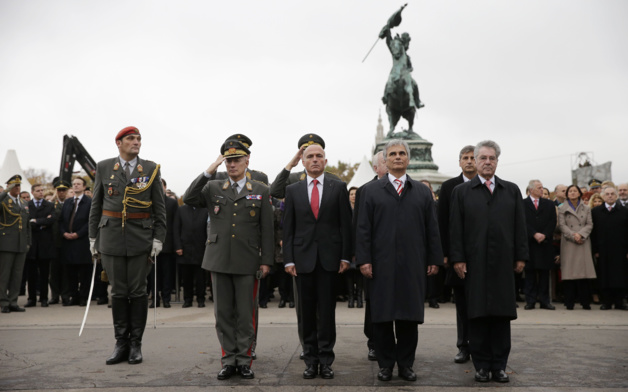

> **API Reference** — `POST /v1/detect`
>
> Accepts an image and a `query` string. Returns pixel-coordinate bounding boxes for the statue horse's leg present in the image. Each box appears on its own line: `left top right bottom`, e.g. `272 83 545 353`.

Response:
404 108 415 133
386 105 401 138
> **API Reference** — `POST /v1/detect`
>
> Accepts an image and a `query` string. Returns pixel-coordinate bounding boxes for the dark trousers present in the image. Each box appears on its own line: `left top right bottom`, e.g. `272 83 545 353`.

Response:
426 267 445 301
363 279 374 350
468 317 511 372
372 320 418 369
49 252 63 300
453 285 469 349
602 288 626 308
524 268 550 305
563 279 592 307
26 258 50 301
64 263 92 301
180 264 205 301
277 264 293 302
295 261 337 366
148 252 175 301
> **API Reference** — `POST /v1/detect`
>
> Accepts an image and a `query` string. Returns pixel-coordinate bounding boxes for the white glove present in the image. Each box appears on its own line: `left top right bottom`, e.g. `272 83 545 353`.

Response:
89 238 98 256
151 239 163 258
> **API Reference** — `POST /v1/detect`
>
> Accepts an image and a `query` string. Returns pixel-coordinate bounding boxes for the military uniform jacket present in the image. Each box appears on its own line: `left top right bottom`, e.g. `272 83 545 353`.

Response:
0 192 31 253
89 157 167 257
183 173 274 275
270 168 341 199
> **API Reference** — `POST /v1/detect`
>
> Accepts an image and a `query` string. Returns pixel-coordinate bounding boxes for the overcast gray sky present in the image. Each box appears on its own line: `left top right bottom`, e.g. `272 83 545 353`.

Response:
1 0 627 194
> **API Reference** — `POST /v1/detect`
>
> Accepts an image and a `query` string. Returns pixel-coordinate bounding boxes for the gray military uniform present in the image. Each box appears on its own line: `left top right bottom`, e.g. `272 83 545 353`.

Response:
184 172 273 367
0 192 31 308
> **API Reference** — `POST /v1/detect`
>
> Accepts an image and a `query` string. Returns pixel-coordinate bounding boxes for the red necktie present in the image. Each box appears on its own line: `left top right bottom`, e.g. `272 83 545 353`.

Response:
534 199 538 210
608 206 612 212
311 179 319 219
394 179 403 195
485 180 493 194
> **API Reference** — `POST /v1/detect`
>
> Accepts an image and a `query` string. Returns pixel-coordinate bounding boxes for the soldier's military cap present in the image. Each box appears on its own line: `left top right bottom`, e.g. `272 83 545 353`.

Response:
52 177 70 190
298 133 325 150
226 134 253 149
589 179 601 189
115 126 140 142
6 174 22 185
221 140 250 159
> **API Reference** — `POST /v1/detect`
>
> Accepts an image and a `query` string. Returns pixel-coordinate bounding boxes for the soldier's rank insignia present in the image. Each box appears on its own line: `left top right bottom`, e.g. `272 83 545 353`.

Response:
113 162 120 171
222 181 229 190
108 187 113 196
110 175 115 179
214 206 220 215
246 171 251 179
246 182 252 191
137 164 143 173
7 199 13 205
300 173 306 181
250 210 256 217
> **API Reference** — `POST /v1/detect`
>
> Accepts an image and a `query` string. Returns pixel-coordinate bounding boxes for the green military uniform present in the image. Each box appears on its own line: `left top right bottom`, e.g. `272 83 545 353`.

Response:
89 154 166 364
183 146 273 374
0 176 31 312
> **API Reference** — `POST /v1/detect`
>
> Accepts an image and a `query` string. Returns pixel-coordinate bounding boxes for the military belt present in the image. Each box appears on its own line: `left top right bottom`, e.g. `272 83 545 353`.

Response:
103 210 151 219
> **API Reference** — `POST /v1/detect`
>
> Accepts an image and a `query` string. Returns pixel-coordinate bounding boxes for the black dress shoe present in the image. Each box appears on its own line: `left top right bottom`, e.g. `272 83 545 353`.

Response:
128 342 143 364
566 304 574 310
278 299 286 308
79 299 88 307
148 300 160 308
377 367 393 381
300 351 305 360
197 300 205 308
398 367 417 381
260 303 267 308
217 365 237 380
600 304 612 310
540 303 555 310
106 343 129 365
251 351 257 360
492 369 509 383
163 300 171 308
367 348 377 361
182 300 193 308
8 305 25 312
289 301 295 308
238 364 255 379
475 368 490 382
428 299 440 309
48 298 59 305
524 303 535 310
454 349 470 363
320 365 334 379
616 304 628 310
97 297 108 305
69 297 80 306
303 364 318 379
41 300 48 307
582 304 591 310
1 306 9 313
24 300 36 308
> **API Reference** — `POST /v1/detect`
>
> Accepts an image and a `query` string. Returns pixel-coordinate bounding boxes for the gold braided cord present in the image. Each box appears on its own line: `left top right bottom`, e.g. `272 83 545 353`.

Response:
1 202 22 230
121 164 160 228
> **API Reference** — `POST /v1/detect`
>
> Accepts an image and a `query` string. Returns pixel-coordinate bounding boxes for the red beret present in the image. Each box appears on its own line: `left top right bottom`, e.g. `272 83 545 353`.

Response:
115 126 140 142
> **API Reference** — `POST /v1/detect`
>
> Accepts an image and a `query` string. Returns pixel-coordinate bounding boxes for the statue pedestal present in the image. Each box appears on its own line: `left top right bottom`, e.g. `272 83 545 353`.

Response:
374 133 451 191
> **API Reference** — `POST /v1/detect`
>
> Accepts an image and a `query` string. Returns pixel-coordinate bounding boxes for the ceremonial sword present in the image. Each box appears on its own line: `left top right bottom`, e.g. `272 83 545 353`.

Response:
79 254 99 336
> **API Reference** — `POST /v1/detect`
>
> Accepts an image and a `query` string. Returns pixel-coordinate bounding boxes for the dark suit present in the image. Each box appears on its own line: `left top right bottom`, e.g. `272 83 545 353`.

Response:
25 199 56 302
437 173 469 351
355 175 443 369
148 195 179 304
523 196 557 306
59 195 93 302
174 204 208 302
283 174 352 366
450 175 529 372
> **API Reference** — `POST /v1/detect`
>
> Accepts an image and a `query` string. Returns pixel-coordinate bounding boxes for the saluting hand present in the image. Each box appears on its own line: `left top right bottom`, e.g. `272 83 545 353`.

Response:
285 147 305 171
207 155 225 175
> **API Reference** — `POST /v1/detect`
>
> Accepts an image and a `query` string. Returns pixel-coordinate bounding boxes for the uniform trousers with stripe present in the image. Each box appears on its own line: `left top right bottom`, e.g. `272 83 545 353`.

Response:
211 272 258 367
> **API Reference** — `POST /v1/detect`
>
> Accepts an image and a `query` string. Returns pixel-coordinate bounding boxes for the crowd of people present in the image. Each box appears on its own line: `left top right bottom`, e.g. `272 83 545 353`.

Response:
1 129 627 384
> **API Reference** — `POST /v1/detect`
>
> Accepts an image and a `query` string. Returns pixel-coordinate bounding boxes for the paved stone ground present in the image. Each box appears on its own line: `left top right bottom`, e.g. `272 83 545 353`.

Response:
1 297 627 391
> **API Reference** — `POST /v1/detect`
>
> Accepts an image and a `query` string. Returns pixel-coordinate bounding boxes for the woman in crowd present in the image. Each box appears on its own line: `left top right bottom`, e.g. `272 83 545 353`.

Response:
588 193 604 209
557 185 596 310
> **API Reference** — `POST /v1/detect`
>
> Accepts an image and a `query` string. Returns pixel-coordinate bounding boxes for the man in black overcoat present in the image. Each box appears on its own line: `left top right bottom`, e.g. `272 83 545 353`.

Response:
59 177 93 306
591 186 628 310
450 140 528 383
174 203 208 307
24 183 56 307
356 140 442 382
437 145 476 364
283 144 352 380
523 179 557 310
352 151 387 362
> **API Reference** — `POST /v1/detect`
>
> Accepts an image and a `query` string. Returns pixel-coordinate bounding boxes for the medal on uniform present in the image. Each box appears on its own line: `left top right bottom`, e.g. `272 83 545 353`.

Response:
110 175 115 179
108 187 113 196
113 162 120 171
214 205 220 215
137 164 143 173
250 210 256 217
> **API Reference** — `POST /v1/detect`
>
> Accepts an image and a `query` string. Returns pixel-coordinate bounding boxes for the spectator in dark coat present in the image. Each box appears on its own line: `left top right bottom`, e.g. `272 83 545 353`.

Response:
174 203 208 308
25 183 56 307
59 178 93 306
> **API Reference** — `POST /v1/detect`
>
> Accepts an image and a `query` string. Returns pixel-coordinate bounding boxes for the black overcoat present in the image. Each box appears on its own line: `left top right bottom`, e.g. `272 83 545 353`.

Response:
438 173 465 286
355 175 443 324
26 199 57 260
591 204 628 289
449 176 528 320
173 204 208 266
59 196 92 265
162 195 179 253
523 197 557 270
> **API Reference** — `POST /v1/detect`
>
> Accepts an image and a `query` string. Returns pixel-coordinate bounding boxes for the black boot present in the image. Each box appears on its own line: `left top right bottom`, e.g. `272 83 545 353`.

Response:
106 297 130 365
128 296 148 364
356 287 363 308
346 278 354 308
